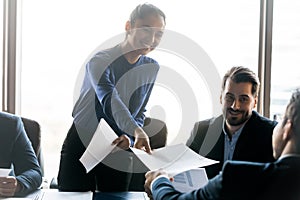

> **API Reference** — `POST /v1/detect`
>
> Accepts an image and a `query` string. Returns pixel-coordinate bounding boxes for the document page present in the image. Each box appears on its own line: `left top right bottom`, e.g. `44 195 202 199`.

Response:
130 143 218 176
0 168 11 176
172 168 208 192
79 119 118 173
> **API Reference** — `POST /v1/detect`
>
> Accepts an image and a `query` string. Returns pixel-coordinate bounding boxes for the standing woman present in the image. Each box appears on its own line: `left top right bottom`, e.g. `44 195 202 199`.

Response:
58 3 166 192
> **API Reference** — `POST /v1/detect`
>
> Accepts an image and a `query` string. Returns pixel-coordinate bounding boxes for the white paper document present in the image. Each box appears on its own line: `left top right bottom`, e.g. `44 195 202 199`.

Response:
130 143 219 176
172 168 208 192
0 168 11 177
79 119 118 173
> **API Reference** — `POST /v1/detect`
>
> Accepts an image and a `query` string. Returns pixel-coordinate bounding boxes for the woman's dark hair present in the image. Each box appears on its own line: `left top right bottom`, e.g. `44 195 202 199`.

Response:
129 3 166 26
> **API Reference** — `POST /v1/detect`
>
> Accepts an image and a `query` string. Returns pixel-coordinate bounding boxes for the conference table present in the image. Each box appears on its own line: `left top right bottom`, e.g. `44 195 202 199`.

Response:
16 189 150 200
94 191 149 200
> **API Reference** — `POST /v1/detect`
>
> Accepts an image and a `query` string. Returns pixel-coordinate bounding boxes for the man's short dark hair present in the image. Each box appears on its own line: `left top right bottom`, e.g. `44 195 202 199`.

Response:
222 66 260 97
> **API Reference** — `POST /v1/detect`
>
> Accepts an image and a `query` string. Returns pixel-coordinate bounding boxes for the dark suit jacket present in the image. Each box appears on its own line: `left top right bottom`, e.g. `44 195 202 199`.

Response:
152 156 300 200
0 112 42 196
186 111 277 178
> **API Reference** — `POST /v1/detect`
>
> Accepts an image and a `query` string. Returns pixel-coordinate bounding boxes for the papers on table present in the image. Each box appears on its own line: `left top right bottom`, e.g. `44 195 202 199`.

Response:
79 119 118 173
130 143 218 176
22 189 93 200
0 198 31 200
0 168 11 176
0 190 92 200
172 168 208 192
80 119 218 178
94 191 149 200
37 190 92 200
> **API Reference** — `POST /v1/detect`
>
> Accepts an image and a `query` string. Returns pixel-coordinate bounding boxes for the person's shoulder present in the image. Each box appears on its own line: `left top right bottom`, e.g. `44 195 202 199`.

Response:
224 159 266 169
221 160 273 199
93 45 121 61
250 111 277 127
195 114 223 127
0 112 22 137
222 160 268 179
140 55 159 65
0 111 20 125
86 45 122 72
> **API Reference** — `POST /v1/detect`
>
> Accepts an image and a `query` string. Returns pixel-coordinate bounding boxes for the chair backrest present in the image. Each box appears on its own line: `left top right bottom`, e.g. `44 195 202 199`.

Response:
21 117 44 176
143 117 168 149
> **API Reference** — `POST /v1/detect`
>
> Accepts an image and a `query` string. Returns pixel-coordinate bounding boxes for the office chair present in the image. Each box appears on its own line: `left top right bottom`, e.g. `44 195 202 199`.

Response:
143 117 168 149
21 117 44 176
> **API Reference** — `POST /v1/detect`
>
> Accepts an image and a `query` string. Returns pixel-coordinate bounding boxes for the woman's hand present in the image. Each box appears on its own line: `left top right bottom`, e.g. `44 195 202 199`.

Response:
112 134 131 150
133 127 152 154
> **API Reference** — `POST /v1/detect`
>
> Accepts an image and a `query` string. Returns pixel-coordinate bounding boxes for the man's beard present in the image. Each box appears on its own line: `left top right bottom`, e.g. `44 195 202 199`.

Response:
225 108 251 126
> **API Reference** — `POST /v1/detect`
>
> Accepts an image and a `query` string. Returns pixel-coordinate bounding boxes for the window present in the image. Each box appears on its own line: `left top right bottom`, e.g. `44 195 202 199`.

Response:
270 0 300 120
19 0 260 178
0 1 3 109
